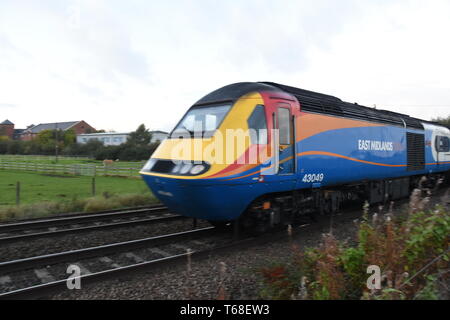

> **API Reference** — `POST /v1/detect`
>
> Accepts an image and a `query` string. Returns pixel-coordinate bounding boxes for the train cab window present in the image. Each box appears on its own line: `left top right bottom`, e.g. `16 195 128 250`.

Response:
171 104 231 138
436 136 450 152
247 105 267 144
278 108 291 145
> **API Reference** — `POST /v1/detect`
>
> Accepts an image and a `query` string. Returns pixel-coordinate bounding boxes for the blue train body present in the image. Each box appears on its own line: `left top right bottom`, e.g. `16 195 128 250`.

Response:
141 82 450 223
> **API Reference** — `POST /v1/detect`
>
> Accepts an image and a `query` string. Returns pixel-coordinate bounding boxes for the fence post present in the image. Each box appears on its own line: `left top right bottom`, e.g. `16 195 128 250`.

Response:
16 181 20 206
92 177 96 196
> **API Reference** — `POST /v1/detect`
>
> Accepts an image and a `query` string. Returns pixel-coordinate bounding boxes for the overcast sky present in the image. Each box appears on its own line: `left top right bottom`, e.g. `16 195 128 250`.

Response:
1 0 449 133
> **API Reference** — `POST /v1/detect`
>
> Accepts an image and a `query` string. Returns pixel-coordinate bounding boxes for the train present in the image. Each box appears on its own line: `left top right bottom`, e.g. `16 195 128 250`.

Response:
140 82 450 233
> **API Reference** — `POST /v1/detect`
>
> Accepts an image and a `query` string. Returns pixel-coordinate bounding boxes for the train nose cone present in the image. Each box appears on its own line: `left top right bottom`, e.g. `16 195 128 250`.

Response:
141 173 252 221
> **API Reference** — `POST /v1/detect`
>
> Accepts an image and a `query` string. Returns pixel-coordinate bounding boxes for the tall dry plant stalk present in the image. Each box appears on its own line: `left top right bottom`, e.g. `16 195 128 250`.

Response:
184 248 194 299
216 262 228 300
313 233 345 299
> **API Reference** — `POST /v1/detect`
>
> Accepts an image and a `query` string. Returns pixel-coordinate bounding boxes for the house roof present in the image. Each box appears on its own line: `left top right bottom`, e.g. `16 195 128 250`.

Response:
77 132 130 137
26 121 80 134
77 131 168 137
1 119 14 125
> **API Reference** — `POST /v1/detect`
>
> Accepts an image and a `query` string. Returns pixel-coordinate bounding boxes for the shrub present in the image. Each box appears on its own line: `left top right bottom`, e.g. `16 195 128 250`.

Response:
0 192 158 222
83 196 119 212
257 189 450 300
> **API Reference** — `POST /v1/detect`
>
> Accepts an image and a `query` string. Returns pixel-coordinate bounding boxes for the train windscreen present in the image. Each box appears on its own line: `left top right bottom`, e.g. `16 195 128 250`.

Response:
170 104 231 138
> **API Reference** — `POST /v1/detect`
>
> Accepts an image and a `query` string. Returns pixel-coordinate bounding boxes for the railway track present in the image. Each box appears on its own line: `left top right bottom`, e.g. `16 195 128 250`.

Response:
0 199 403 299
0 205 186 244
2 188 447 299
0 226 233 299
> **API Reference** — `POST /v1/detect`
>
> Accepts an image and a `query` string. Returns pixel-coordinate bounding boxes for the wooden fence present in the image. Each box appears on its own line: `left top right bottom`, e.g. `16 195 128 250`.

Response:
0 155 91 162
0 160 143 177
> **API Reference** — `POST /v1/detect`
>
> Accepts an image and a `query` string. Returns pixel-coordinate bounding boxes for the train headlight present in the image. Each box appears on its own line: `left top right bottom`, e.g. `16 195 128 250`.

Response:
190 164 205 175
171 162 182 174
180 163 193 174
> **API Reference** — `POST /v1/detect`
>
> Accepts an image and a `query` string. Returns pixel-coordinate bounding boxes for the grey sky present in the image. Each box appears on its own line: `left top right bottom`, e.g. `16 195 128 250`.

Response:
0 0 449 132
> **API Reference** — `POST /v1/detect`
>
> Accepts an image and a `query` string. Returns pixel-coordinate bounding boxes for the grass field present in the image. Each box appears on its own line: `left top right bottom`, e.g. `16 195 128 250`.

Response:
0 170 152 206
0 155 145 168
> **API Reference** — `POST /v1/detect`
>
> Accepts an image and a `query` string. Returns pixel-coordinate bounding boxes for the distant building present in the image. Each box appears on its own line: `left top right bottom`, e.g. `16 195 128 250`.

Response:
150 131 168 143
76 132 129 146
13 129 25 140
20 121 96 141
76 131 168 146
0 119 14 139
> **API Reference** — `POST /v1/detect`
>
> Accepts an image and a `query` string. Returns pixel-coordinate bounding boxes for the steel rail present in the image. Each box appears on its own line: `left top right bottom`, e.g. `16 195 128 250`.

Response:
0 227 216 274
0 228 296 300
0 206 168 233
0 214 185 245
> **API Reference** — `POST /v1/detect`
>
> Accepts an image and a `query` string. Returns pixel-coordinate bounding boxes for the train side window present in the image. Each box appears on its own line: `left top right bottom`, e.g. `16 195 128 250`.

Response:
247 105 267 144
436 136 450 152
278 108 291 145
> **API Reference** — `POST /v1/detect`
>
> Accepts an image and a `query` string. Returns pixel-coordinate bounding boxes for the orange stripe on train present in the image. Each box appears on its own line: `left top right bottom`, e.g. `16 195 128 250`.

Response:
297 113 384 142
297 151 407 167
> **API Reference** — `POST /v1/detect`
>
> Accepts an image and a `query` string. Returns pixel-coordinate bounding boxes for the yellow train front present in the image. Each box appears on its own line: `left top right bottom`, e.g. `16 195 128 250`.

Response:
140 82 299 226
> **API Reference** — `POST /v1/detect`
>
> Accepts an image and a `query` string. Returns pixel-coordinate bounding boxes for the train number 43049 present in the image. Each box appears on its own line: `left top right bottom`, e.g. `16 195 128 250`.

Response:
302 173 325 183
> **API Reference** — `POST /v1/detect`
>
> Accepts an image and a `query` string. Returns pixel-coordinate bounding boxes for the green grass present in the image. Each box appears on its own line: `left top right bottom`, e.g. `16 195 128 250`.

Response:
0 170 152 206
0 155 145 168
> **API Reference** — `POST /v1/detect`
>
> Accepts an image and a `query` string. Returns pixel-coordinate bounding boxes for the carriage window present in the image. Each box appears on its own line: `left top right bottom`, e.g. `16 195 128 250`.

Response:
278 108 291 145
436 136 450 152
247 105 267 144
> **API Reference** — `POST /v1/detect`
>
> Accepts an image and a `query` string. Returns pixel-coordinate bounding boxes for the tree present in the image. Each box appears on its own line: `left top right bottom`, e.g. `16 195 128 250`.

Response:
35 129 76 155
431 115 450 127
63 129 76 145
62 139 103 157
127 124 152 146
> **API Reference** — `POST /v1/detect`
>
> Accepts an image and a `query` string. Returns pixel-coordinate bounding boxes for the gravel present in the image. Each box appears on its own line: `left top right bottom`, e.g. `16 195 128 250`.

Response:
3 187 448 300
49 208 363 300
0 218 210 262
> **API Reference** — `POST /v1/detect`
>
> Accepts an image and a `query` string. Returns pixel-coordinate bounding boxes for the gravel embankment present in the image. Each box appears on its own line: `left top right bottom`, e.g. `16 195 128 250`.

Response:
50 189 449 300
49 208 364 300
0 218 210 262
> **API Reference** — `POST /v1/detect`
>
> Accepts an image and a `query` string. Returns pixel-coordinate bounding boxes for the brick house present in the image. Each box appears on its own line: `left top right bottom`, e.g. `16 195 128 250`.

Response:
20 121 96 141
0 120 15 139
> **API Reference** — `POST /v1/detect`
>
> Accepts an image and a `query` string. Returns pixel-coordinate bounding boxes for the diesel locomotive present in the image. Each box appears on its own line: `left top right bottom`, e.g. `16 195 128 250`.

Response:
140 82 450 232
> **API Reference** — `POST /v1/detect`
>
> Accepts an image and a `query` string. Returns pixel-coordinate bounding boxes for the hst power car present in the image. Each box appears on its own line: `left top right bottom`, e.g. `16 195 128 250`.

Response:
140 82 450 232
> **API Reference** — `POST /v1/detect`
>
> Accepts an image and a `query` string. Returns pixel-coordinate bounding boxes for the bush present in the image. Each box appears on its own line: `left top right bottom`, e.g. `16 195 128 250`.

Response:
0 192 158 222
0 139 160 161
258 189 450 300
92 143 159 161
